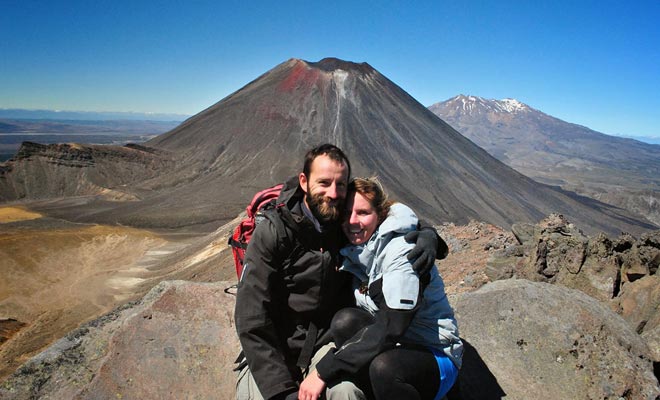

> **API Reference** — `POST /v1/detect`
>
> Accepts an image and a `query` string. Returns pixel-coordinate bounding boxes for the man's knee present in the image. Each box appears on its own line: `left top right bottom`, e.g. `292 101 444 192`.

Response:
236 362 265 400
326 380 366 400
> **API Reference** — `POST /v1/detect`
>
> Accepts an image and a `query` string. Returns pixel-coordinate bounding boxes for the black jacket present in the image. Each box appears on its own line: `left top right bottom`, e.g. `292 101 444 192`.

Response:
234 176 353 399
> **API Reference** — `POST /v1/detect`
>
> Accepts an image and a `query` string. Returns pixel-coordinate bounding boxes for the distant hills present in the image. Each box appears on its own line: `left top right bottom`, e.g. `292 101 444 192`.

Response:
0 118 182 134
615 135 660 145
0 119 182 162
429 95 660 226
0 109 190 122
1 58 655 235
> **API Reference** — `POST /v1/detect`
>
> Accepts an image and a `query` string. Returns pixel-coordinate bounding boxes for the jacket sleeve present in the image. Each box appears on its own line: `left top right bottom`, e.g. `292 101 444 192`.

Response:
315 236 423 383
234 219 298 399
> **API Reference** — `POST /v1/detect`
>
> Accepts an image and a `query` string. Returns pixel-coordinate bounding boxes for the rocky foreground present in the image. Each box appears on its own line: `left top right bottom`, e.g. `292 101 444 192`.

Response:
1 214 659 399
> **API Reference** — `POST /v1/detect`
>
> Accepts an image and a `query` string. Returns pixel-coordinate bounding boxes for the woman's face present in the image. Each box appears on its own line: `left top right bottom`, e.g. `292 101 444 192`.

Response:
342 191 379 245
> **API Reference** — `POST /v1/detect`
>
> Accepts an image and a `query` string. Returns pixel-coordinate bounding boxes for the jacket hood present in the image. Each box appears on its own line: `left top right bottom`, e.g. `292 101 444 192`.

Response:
340 203 418 267
279 175 304 209
377 203 418 237
274 176 307 233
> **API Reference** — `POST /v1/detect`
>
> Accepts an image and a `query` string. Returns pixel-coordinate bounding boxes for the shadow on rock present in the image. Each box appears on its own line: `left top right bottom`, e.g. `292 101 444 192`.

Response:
447 339 506 400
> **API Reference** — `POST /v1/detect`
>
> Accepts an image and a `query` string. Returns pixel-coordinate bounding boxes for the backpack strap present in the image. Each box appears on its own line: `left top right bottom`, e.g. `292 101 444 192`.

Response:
297 321 318 369
227 237 248 250
262 206 290 254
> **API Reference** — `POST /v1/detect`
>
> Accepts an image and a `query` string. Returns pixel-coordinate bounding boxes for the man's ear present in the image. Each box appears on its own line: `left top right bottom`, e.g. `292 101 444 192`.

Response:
299 172 308 194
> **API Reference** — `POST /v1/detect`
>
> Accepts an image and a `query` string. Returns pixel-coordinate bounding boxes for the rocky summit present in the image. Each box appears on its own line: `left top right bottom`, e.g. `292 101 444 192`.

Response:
1 215 659 399
1 279 658 399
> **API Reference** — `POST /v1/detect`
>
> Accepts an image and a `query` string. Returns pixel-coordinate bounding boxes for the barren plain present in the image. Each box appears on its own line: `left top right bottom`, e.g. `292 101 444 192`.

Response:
0 205 209 378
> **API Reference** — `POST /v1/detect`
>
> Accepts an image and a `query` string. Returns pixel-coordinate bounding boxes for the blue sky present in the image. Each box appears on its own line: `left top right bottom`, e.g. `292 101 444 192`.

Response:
1 1 658 138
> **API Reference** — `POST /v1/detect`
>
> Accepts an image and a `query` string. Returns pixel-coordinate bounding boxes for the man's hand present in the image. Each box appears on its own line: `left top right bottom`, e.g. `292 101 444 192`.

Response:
299 370 326 400
405 227 448 276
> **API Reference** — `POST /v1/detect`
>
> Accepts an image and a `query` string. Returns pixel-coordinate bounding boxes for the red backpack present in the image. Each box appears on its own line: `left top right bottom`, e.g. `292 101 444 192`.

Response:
228 184 284 279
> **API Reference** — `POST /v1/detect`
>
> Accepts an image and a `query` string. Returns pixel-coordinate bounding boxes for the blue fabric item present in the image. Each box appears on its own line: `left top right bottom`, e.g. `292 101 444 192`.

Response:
431 347 458 400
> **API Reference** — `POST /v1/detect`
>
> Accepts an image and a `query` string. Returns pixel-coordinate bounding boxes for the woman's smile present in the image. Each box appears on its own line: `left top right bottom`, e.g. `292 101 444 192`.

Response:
342 192 379 245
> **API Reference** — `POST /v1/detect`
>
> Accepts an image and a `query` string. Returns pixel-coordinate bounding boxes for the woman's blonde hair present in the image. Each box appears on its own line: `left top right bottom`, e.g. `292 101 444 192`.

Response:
348 177 394 223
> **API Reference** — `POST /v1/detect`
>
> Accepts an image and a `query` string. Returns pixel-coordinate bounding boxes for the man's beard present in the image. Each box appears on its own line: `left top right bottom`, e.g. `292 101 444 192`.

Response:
306 190 344 224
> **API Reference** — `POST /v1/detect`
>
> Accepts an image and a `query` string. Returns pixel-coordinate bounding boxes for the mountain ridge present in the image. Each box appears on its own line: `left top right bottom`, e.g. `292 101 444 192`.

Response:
439 94 533 115
429 94 660 226
0 58 656 235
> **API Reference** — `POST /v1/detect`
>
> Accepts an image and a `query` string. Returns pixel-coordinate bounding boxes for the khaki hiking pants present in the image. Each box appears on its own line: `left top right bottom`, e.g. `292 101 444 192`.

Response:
236 343 366 400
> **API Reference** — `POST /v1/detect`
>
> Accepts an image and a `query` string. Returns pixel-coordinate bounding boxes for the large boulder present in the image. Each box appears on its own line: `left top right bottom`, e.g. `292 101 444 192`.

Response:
0 281 239 399
450 279 659 400
529 214 589 280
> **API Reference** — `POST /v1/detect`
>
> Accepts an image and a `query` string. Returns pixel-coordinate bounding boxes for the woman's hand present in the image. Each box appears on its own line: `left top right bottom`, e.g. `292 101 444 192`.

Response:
298 370 326 400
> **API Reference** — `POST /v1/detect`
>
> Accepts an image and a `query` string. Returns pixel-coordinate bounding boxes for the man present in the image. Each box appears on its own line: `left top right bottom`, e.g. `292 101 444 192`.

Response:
235 144 444 400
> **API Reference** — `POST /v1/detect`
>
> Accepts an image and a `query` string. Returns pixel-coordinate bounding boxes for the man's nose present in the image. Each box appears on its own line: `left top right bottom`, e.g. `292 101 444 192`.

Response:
326 183 338 199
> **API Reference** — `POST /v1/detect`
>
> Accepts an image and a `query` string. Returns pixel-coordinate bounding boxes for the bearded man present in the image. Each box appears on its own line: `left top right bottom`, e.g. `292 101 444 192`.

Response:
234 144 443 400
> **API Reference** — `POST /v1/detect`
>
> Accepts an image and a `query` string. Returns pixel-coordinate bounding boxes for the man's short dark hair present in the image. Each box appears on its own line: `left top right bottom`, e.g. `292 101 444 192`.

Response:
302 143 351 179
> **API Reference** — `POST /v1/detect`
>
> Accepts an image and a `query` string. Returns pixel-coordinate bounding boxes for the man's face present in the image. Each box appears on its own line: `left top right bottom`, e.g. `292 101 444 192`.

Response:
299 154 349 224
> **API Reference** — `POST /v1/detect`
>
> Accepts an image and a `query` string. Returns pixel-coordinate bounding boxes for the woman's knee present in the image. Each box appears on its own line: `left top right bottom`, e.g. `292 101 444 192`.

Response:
368 352 399 382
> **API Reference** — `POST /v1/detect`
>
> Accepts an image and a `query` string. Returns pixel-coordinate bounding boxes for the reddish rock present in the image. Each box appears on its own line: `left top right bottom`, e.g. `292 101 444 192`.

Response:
614 275 660 361
0 281 239 399
77 281 238 399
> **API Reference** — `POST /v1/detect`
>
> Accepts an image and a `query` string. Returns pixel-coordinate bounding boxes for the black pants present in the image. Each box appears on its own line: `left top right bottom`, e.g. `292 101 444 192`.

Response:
331 307 441 400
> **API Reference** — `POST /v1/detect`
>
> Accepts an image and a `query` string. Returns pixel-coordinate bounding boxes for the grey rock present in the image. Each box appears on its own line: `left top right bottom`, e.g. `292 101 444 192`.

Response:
450 279 659 400
587 232 613 259
511 223 535 245
531 214 589 279
485 255 515 281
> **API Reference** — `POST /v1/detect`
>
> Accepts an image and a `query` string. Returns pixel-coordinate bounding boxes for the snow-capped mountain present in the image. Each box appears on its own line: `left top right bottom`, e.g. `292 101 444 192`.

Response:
429 95 660 226
434 95 531 115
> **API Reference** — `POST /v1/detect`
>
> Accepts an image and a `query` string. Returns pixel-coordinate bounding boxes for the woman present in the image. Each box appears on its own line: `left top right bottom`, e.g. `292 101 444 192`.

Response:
299 177 462 400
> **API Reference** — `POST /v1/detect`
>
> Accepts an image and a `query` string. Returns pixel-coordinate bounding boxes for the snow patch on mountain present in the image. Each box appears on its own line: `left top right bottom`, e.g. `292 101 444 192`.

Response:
445 95 530 115
332 69 349 99
499 98 528 113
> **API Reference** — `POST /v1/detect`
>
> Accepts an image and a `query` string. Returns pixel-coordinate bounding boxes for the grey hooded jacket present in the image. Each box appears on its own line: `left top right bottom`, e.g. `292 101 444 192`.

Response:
316 203 463 383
